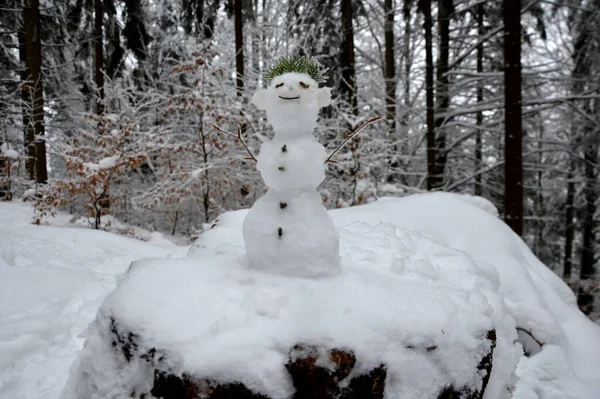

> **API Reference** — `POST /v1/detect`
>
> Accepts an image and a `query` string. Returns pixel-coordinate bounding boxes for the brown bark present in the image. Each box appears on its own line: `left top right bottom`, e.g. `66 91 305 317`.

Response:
23 0 47 184
503 0 523 236
234 0 244 97
421 0 435 191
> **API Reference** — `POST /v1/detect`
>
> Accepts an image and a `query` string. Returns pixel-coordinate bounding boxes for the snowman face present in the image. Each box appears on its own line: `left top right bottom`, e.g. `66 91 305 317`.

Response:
269 73 319 109
252 73 332 136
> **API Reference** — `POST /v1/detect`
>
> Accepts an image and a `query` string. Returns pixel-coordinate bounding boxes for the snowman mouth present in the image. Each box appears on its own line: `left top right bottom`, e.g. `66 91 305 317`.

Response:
279 95 300 100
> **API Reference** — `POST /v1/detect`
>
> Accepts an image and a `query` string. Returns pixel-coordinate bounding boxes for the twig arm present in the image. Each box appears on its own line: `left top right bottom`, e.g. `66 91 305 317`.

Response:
324 116 383 164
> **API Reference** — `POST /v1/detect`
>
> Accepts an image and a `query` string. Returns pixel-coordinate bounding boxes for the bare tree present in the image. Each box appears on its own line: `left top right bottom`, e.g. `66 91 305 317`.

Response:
432 0 453 189
235 0 244 97
572 0 599 314
23 0 47 184
420 0 436 191
94 0 105 117
341 0 358 115
384 0 398 183
474 2 484 196
384 0 396 134
503 0 523 235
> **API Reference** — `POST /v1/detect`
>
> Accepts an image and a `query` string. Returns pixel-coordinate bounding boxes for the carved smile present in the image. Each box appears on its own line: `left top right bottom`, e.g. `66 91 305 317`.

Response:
279 95 300 100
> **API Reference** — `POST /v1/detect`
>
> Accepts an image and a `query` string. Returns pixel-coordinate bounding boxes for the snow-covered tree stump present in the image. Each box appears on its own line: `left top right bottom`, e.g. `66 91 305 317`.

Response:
60 229 518 399
74 312 497 399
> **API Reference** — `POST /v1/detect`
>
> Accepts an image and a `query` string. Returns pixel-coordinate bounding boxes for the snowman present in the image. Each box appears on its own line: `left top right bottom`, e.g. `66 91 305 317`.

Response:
243 56 340 277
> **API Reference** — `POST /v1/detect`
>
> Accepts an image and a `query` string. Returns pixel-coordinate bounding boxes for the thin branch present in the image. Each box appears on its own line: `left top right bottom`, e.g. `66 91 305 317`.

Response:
516 327 545 347
208 123 257 162
448 0 539 71
325 116 383 164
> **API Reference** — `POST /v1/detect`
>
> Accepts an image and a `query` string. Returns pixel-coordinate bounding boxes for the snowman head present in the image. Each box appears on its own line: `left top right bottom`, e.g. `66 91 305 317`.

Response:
252 57 332 138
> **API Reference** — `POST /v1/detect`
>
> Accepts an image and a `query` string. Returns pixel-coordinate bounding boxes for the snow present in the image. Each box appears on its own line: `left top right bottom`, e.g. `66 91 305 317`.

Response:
83 155 120 171
0 202 187 399
1 197 599 398
62 218 519 399
98 155 119 169
0 142 19 159
332 192 600 399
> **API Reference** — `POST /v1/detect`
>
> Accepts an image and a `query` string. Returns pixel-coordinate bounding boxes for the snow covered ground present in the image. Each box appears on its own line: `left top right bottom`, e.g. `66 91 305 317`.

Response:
2 193 600 398
0 202 187 399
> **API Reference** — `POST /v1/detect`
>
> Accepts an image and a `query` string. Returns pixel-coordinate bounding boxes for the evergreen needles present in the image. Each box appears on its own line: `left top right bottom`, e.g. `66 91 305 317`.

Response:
264 56 327 83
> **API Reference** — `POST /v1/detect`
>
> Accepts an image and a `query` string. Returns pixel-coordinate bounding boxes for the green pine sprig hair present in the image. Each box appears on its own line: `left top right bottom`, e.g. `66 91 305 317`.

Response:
264 55 328 84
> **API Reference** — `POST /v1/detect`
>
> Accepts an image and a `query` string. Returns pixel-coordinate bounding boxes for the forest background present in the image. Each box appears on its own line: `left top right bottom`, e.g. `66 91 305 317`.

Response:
0 0 598 319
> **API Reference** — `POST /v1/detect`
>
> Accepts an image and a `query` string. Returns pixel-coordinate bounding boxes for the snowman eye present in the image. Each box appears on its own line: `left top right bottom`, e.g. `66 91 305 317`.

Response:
299 82 309 89
275 82 284 88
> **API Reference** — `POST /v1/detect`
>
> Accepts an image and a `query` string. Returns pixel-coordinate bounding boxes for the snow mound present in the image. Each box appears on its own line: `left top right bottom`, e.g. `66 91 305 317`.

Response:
332 192 600 399
455 193 500 217
0 202 186 399
56 192 600 398
62 200 523 398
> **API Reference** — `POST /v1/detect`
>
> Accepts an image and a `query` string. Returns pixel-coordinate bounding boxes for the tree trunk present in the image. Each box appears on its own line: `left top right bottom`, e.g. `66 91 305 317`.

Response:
195 0 205 38
432 0 452 189
18 28 34 181
420 0 435 191
94 0 105 117
384 0 397 183
402 0 412 116
340 0 360 204
340 0 358 115
572 0 599 316
23 0 47 184
384 0 396 134
534 124 544 261
578 133 598 314
474 3 484 196
502 0 523 236
234 0 244 97
563 163 575 280
251 0 260 84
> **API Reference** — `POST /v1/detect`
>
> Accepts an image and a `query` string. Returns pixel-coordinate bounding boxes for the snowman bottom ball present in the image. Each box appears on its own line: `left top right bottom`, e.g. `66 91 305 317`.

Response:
243 189 340 277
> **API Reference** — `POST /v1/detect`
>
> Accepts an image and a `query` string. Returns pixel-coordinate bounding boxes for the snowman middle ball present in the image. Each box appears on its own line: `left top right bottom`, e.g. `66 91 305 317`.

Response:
257 136 327 191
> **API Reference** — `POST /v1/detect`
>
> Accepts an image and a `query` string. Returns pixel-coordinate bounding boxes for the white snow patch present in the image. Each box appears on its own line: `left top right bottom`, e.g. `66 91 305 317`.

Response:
1 192 599 399
98 155 119 169
0 202 187 399
1 143 19 159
